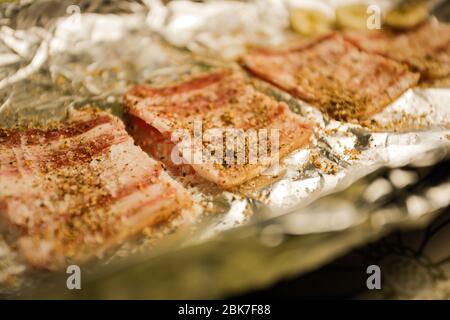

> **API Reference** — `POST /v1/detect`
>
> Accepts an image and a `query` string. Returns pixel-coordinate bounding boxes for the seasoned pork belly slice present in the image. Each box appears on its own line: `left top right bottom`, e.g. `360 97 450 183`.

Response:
242 34 419 121
345 20 450 80
0 108 191 269
124 70 312 188
128 116 205 187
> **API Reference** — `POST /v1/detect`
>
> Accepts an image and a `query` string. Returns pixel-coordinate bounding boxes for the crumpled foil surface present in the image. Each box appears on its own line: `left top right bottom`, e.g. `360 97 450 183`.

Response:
0 0 449 299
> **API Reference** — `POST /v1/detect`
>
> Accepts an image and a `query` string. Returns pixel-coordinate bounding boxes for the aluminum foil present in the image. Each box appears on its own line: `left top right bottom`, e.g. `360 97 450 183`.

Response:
0 0 449 298
145 0 445 59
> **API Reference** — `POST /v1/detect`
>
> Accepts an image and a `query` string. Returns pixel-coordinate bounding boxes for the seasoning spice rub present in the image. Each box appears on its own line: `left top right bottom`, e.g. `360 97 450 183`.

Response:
0 108 191 269
345 20 450 80
124 69 312 188
242 34 419 121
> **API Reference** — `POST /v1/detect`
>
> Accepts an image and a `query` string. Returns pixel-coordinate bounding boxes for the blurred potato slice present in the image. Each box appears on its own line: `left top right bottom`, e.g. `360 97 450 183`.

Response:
385 1 429 29
336 4 370 31
290 8 333 36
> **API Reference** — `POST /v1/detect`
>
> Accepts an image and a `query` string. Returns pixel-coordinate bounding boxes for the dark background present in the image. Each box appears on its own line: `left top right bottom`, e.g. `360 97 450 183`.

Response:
233 206 450 299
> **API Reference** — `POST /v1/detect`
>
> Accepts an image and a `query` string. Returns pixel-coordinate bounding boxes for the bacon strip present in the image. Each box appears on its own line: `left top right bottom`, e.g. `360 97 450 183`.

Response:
128 116 203 186
0 108 191 269
242 34 419 121
129 71 230 98
0 115 112 147
125 70 312 188
344 20 450 80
